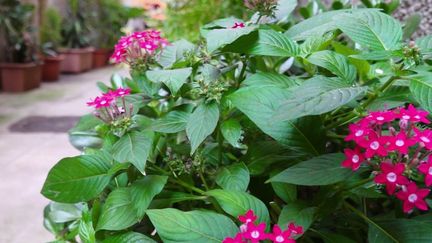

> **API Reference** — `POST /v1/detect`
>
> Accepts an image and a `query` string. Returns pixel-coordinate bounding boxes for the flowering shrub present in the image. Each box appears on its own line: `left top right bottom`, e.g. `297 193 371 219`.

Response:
41 0 432 242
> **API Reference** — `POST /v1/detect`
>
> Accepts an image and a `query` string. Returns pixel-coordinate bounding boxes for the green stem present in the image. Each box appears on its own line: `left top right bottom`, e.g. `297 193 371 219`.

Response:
198 169 209 190
169 177 206 195
344 202 399 243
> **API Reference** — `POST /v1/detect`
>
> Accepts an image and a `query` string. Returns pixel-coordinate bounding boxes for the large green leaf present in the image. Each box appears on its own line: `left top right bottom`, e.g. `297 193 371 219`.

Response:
274 76 366 121
103 232 156 243
48 202 85 223
112 130 154 174
271 182 296 203
226 29 300 57
368 218 432 243
367 86 412 111
335 10 402 51
41 154 112 203
151 111 190 133
206 189 270 224
215 162 250 191
68 114 103 151
416 35 432 58
308 50 357 83
221 119 243 148
186 102 219 154
230 86 325 156
97 175 167 231
268 153 352 185
242 72 300 89
278 202 316 233
146 68 192 95
147 208 238 243
157 39 195 68
409 73 432 113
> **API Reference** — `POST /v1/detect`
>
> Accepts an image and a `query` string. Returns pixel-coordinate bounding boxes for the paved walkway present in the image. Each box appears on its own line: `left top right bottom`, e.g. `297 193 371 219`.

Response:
0 66 125 243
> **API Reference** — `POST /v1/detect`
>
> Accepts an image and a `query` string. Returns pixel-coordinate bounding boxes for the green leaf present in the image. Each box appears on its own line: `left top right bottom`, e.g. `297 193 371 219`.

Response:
103 232 156 243
221 119 243 148
300 33 334 56
409 73 432 113
271 182 296 203
151 111 190 133
349 50 401 61
226 29 300 57
274 76 366 121
206 189 270 224
335 10 402 51
48 202 85 223
97 175 167 231
242 72 300 89
230 86 325 156
319 232 357 243
216 162 250 191
186 102 219 154
308 50 357 83
147 208 238 243
158 39 195 68
79 210 96 243
146 68 192 95
268 153 352 185
112 130 154 174
278 202 316 233
68 114 103 151
367 86 412 111
368 218 432 243
416 35 432 58
41 154 112 203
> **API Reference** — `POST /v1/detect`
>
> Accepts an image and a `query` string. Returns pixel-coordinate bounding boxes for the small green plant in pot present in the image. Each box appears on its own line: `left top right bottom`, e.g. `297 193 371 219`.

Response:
59 0 95 73
40 7 64 81
0 0 41 92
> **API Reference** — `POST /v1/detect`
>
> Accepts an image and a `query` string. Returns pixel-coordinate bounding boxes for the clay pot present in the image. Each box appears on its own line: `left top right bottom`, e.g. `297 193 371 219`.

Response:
92 48 112 68
0 62 42 92
42 55 64 82
59 47 95 73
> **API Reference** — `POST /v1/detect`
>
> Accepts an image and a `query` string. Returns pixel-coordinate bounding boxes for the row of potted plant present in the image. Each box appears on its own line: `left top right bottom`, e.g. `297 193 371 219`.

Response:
0 0 142 92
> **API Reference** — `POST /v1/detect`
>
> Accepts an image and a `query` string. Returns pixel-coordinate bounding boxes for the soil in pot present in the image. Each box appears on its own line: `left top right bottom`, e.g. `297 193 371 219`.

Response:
42 55 64 81
0 62 42 92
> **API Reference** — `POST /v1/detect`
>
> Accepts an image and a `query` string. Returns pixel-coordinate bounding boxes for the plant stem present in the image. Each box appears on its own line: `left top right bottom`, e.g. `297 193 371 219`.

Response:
198 169 209 190
344 202 399 243
169 177 206 194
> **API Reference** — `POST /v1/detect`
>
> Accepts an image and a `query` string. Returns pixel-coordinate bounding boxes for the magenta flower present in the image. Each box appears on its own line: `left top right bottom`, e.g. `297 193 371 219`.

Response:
374 162 409 195
396 182 430 213
387 131 415 154
342 147 365 171
366 110 396 124
358 132 388 158
223 233 245 243
345 123 369 143
238 209 257 224
414 128 432 150
243 222 267 243
287 223 303 236
268 225 295 243
418 158 432 186
232 22 245 29
398 104 430 124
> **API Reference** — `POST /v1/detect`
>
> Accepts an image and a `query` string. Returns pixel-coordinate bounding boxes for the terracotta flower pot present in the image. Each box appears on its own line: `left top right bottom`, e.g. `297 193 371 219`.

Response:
42 55 64 82
59 47 95 73
92 48 112 68
0 62 42 92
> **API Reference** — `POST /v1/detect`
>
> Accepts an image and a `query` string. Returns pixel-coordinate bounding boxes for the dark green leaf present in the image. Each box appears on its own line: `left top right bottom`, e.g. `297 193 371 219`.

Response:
103 232 156 243
186 102 219 154
409 73 432 113
242 72 300 89
308 50 357 83
278 202 316 233
216 162 250 191
221 119 243 148
369 218 432 243
271 182 296 203
151 111 190 133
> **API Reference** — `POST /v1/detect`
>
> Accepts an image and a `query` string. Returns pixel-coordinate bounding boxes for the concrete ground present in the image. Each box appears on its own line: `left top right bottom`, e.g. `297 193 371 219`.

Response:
0 66 124 243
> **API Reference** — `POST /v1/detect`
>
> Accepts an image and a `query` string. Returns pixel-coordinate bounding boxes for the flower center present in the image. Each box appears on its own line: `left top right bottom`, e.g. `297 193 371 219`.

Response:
408 193 418 203
386 172 397 183
355 130 364 137
275 236 285 242
402 115 410 120
370 141 380 150
376 116 384 121
429 167 432 175
100 100 107 105
395 140 405 147
352 155 360 163
421 136 430 143
251 231 260 239
415 115 420 119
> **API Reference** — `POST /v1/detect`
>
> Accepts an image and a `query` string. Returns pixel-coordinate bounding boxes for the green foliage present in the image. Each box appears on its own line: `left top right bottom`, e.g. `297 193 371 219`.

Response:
61 0 93 48
40 7 63 54
41 1 432 242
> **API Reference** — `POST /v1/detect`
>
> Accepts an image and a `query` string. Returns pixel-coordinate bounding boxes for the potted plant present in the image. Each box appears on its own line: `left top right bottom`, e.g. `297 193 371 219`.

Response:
0 0 41 92
40 7 64 81
91 0 143 68
59 0 94 73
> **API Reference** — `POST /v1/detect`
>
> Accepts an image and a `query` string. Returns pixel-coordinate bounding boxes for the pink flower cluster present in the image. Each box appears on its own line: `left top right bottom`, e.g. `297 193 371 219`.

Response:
111 30 169 64
87 88 132 124
223 210 303 243
343 104 432 213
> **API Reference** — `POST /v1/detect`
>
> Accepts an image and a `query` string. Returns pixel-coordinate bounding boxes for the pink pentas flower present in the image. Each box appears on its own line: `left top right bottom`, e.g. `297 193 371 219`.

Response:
268 225 295 243
418 158 432 186
232 22 245 29
238 209 257 224
223 233 245 243
287 223 303 236
374 162 409 195
398 104 430 124
342 147 365 171
243 222 267 243
396 182 430 213
413 128 432 150
366 110 396 124
345 123 370 143
358 132 388 158
387 131 415 154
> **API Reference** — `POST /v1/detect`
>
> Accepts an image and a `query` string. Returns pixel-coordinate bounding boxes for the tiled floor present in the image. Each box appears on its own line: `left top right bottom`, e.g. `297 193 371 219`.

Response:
0 66 124 242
